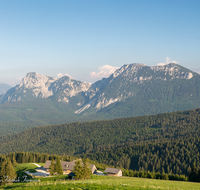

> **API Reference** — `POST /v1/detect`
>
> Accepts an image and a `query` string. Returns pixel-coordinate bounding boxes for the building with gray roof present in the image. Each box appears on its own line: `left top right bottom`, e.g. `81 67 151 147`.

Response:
104 167 123 176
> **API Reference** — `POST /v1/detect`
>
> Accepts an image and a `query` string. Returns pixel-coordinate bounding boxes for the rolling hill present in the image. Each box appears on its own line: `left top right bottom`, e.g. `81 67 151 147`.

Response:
0 108 199 155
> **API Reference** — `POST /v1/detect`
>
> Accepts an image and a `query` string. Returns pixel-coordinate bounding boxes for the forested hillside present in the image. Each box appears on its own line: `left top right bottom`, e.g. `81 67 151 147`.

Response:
0 122 34 136
0 108 200 156
83 136 200 176
0 98 77 127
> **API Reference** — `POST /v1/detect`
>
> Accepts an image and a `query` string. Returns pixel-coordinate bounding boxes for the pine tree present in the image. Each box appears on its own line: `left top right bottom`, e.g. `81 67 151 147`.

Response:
0 160 7 185
188 163 198 182
54 158 63 175
197 169 200 182
0 159 16 185
82 158 91 179
73 159 91 180
73 160 84 180
5 159 17 182
49 159 55 176
11 154 17 167
33 155 36 163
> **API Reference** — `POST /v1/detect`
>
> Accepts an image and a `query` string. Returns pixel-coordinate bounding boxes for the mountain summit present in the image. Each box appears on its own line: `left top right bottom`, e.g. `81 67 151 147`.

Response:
0 63 199 123
75 63 196 114
0 72 91 103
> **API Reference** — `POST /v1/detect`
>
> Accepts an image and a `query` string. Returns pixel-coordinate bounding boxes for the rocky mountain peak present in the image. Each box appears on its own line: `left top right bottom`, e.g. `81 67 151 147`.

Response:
0 63 198 114
17 72 57 98
112 63 145 78
150 63 194 80
25 72 37 77
75 63 196 113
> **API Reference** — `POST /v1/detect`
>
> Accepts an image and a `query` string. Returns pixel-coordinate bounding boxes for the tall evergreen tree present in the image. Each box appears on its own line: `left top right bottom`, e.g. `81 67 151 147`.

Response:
73 159 91 180
11 154 17 167
0 160 7 185
54 158 63 175
5 159 17 182
49 159 56 176
0 159 16 185
197 169 200 182
82 158 91 180
188 163 198 182
73 160 83 180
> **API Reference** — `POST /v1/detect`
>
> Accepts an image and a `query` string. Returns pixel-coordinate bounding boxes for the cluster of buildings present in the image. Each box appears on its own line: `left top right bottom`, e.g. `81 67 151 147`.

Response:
43 160 123 177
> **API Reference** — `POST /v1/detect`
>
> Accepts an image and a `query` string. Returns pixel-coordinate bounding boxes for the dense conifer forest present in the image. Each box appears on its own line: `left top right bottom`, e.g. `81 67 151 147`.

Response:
0 108 200 155
83 136 200 176
0 108 200 179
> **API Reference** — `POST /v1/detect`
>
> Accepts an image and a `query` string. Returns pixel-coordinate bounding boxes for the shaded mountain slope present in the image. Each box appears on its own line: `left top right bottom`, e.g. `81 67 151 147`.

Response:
0 108 200 156
91 74 200 119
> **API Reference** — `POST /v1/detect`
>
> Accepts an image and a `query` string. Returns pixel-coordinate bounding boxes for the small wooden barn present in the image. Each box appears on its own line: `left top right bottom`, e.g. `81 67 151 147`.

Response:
104 168 123 176
90 164 97 174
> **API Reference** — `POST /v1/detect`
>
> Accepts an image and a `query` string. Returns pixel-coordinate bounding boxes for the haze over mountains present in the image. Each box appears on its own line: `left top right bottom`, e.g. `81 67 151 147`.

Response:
0 62 200 132
0 83 12 95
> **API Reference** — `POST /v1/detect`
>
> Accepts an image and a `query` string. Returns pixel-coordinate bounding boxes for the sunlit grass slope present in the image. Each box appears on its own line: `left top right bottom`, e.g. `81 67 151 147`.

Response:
2 175 200 190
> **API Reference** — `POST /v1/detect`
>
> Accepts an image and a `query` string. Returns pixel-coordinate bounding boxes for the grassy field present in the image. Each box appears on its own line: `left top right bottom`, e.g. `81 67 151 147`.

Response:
2 163 198 189
15 163 45 178
1 174 200 190
15 163 45 172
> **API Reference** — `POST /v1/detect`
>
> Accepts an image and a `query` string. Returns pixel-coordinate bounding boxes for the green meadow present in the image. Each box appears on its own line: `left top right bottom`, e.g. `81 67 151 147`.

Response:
0 163 198 190
1 174 200 190
15 163 45 174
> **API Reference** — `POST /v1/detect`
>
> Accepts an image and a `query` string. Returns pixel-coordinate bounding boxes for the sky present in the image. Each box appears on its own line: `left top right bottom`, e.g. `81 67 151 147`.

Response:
0 0 200 86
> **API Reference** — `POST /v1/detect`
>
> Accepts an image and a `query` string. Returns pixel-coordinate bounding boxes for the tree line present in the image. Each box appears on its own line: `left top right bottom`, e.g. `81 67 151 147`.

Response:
0 152 73 165
1 151 200 184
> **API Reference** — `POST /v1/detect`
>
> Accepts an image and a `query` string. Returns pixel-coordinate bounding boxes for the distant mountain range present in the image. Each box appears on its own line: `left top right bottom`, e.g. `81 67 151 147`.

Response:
0 83 12 95
0 63 200 132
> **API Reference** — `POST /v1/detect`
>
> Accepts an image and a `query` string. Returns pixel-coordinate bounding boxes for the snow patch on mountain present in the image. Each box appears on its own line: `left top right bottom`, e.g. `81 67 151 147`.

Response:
95 97 121 109
75 104 91 114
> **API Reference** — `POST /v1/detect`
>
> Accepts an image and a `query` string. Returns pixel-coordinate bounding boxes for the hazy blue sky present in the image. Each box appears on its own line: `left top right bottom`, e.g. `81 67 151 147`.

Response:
0 0 200 86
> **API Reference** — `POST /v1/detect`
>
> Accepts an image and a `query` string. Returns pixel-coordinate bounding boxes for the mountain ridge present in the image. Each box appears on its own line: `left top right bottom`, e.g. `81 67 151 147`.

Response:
0 63 197 105
76 63 197 113
0 62 199 130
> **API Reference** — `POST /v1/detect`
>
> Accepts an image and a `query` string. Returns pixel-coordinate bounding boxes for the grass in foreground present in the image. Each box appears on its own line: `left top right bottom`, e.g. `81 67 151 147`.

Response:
2 175 200 190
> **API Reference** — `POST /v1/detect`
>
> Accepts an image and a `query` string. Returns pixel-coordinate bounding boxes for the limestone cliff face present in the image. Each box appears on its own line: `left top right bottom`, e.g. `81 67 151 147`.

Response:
0 63 198 116
76 63 195 113
18 72 57 98
0 72 92 103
